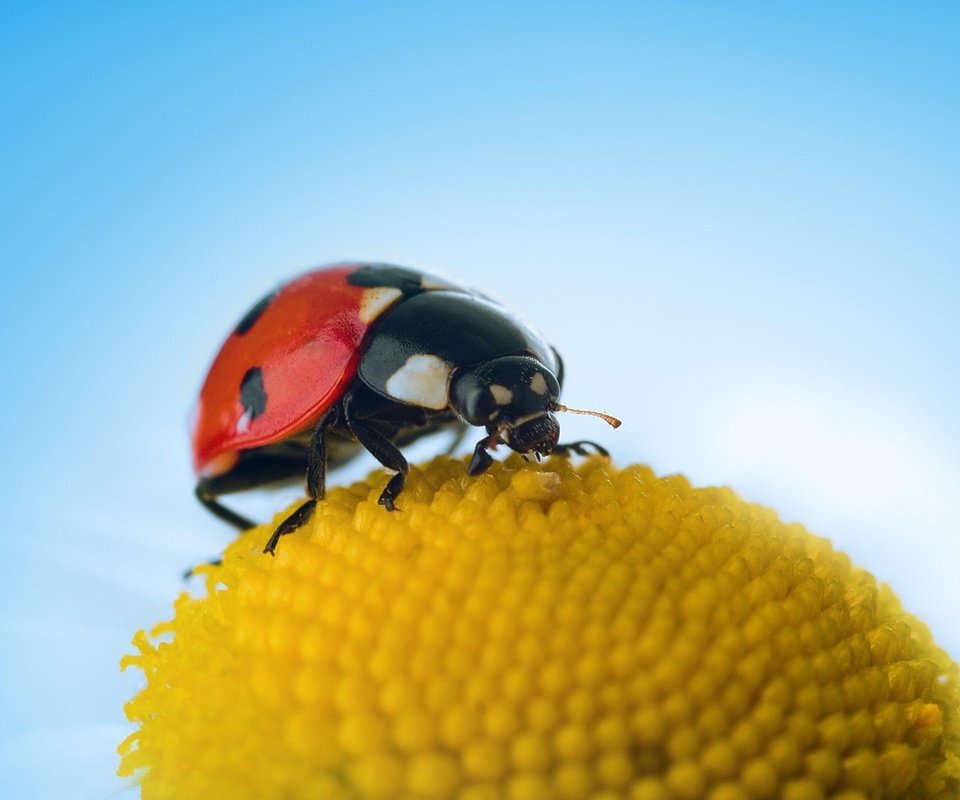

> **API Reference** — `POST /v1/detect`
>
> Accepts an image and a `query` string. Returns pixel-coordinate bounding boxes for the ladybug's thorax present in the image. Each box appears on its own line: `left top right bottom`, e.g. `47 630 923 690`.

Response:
450 356 561 456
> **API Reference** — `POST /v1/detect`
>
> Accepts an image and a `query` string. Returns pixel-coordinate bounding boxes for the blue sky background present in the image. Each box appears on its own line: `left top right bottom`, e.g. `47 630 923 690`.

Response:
1 3 958 797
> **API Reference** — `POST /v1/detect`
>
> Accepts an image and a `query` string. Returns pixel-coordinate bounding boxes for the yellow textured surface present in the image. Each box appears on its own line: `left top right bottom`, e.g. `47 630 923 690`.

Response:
119 456 960 799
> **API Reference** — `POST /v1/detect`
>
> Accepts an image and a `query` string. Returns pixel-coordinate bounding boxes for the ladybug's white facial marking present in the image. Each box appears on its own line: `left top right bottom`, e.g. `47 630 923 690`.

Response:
499 413 544 446
507 411 548 429
489 383 513 406
529 372 549 396
385 354 452 410
358 287 403 324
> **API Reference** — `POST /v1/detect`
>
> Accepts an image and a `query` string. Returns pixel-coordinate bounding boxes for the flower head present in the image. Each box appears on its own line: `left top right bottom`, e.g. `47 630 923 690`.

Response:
120 456 959 798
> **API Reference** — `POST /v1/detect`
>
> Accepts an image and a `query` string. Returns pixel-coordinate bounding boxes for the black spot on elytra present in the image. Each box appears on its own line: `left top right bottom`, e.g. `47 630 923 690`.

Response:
240 367 267 420
347 264 431 296
234 289 278 336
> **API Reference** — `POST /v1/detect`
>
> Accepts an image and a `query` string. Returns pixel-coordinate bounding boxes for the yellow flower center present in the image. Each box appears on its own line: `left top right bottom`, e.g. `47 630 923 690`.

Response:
119 456 960 799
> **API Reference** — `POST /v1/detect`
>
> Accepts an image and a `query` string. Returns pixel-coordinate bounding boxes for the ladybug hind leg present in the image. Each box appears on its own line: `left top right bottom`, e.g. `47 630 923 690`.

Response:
195 449 310 531
195 484 257 531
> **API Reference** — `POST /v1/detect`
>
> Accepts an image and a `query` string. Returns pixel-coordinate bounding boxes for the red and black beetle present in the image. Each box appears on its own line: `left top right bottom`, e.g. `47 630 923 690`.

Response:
191 263 620 554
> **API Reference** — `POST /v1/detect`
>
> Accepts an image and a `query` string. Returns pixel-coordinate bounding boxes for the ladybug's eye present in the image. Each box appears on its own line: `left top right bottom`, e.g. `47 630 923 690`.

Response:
451 370 500 425
468 388 498 423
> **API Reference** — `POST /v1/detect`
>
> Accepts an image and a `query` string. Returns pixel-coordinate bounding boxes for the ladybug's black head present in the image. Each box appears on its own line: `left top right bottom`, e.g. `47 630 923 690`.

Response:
451 355 561 457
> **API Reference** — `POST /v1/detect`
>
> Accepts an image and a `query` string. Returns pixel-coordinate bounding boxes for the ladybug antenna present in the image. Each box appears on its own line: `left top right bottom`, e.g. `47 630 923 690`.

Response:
551 402 622 429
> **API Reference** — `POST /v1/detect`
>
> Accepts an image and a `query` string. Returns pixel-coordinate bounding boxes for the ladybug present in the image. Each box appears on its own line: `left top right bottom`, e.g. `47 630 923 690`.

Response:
191 263 621 554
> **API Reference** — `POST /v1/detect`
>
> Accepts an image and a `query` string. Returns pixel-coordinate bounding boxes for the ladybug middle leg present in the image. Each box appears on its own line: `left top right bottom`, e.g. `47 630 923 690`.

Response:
263 409 337 555
264 388 433 554
342 387 412 511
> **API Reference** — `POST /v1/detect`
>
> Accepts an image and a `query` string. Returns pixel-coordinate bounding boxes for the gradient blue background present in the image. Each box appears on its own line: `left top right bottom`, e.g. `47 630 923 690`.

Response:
2 3 958 797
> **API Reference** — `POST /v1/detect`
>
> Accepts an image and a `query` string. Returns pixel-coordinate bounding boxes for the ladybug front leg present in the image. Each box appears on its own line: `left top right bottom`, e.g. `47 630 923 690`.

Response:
263 409 336 555
467 430 503 476
343 389 410 511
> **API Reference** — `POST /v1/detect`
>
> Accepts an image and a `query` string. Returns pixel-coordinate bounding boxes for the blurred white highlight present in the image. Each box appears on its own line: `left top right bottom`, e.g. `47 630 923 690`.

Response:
717 379 959 549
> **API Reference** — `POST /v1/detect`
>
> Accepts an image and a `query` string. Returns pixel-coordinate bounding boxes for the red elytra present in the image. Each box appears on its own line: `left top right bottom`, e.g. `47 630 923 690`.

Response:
191 265 373 477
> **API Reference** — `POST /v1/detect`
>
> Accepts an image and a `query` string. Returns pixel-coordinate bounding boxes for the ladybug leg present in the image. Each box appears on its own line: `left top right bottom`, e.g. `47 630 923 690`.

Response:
343 389 410 511
467 430 502 476
195 484 257 531
183 558 222 580
305 408 337 501
551 440 610 458
263 499 317 555
444 422 470 456
263 410 337 555
196 450 310 531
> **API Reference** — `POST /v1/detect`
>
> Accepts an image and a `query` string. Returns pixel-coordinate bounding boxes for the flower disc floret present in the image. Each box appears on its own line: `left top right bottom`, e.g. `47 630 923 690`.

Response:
120 456 960 798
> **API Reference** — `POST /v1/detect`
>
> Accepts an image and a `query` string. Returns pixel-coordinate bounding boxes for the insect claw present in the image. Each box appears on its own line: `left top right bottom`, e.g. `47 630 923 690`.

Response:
263 499 316 555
